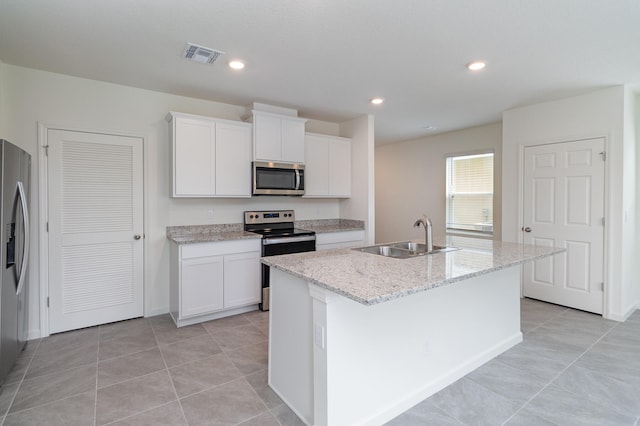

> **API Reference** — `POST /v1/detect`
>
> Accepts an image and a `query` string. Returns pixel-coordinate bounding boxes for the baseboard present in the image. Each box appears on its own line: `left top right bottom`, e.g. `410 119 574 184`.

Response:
607 303 639 322
145 306 170 318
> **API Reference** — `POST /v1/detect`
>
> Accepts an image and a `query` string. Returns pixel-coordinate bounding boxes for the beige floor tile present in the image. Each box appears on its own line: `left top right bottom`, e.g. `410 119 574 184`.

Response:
169 353 242 398
10 364 96 413
95 370 176 425
208 323 267 351
226 340 268 375
108 401 187 426
159 335 222 368
180 378 268 425
98 347 166 388
3 390 95 426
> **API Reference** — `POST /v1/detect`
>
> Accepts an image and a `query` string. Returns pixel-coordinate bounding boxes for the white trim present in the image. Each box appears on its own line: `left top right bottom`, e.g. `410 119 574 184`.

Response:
37 122 147 338
37 123 49 338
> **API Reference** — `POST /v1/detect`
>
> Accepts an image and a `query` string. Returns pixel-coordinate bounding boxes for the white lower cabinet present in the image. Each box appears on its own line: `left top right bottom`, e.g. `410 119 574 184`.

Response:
170 239 261 327
316 230 365 250
223 252 262 308
180 255 224 317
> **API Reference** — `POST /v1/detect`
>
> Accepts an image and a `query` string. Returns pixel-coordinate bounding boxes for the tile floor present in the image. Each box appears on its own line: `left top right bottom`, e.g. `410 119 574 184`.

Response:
0 299 638 425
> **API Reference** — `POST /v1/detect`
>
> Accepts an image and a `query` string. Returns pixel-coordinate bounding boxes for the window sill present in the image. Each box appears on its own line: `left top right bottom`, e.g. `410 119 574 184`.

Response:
446 229 494 240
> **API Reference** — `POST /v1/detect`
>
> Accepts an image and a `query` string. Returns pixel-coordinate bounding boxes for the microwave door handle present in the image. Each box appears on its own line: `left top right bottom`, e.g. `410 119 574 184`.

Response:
295 169 301 190
16 181 30 296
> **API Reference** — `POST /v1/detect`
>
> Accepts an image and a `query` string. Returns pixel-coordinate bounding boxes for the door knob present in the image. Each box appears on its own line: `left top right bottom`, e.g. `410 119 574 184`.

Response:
134 234 142 240
522 227 532 233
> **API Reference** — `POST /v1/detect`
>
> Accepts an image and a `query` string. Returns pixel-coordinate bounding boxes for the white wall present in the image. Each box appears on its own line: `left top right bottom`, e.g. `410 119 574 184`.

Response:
375 123 502 244
0 64 372 337
339 115 376 244
502 86 639 321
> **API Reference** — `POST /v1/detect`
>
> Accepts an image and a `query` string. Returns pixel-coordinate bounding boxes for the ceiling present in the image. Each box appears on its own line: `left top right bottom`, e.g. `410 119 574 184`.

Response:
1 1 640 145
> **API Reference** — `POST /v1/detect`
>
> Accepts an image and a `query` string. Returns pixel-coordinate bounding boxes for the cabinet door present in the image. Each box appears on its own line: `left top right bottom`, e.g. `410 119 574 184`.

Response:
173 117 215 196
281 119 306 163
328 137 352 197
304 134 329 196
180 256 224 317
223 251 261 308
254 113 282 161
215 122 252 197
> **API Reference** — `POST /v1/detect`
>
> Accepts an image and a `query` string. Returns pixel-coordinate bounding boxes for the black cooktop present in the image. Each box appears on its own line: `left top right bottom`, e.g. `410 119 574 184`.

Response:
244 210 315 239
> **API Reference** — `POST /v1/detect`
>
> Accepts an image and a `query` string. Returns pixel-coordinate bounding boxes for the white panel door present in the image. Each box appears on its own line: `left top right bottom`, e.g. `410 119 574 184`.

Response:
522 138 605 314
48 129 144 333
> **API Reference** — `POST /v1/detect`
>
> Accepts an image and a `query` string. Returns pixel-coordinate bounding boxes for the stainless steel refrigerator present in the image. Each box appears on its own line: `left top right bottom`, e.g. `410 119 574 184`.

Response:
0 139 30 385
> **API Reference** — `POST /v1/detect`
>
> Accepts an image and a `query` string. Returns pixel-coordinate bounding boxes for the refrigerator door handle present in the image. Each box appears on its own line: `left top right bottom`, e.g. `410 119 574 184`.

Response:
16 181 29 296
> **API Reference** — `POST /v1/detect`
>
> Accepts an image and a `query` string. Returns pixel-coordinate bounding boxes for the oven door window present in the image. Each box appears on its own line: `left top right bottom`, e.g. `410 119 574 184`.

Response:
256 168 296 190
263 239 315 256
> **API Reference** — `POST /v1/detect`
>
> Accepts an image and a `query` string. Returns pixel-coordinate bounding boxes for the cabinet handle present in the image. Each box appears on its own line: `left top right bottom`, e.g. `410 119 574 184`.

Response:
521 227 532 233
134 234 142 240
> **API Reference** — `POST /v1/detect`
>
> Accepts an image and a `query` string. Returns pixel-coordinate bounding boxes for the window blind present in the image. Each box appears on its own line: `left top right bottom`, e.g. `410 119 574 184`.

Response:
446 152 494 234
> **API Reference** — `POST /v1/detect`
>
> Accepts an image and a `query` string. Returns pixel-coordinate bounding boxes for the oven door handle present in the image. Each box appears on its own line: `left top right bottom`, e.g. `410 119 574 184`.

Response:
295 169 301 190
263 235 316 245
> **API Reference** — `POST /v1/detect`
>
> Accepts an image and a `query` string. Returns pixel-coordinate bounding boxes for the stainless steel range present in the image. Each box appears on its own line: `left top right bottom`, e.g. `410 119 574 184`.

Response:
244 210 316 311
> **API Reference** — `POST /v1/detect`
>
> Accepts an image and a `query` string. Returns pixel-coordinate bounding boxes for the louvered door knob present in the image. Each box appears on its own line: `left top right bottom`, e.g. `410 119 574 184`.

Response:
522 227 532 233
134 234 142 240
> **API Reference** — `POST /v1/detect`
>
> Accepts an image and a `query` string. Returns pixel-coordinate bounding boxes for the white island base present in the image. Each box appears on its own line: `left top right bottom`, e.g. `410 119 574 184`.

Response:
268 266 522 426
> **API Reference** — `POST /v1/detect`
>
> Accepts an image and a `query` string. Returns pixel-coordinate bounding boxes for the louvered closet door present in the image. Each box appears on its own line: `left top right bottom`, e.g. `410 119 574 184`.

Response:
48 129 144 333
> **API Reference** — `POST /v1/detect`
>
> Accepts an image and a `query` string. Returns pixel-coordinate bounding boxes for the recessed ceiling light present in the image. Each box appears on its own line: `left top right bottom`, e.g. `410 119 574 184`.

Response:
466 61 486 71
370 97 384 105
423 125 436 130
228 60 245 70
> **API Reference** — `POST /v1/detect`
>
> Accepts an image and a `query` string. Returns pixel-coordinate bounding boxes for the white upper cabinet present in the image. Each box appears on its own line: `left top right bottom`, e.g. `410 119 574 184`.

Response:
215 122 252 196
304 133 352 198
168 112 252 198
251 110 307 163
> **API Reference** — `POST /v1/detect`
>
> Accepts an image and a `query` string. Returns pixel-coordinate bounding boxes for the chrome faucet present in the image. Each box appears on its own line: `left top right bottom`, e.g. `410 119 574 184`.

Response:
413 217 433 252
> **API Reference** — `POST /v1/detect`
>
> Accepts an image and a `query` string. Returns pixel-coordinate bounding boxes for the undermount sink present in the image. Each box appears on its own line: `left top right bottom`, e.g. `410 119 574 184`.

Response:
353 242 460 259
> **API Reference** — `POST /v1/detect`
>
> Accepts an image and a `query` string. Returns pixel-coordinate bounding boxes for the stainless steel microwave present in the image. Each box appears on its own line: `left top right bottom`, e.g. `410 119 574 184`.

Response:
252 161 305 196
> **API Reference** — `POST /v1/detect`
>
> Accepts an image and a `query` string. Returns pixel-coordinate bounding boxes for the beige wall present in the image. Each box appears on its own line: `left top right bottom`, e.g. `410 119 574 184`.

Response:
502 85 639 321
0 65 372 338
375 122 502 244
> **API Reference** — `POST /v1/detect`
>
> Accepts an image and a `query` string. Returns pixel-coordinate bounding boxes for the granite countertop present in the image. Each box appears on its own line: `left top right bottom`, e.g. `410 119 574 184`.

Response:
295 218 365 233
166 224 260 244
262 236 565 306
166 218 365 244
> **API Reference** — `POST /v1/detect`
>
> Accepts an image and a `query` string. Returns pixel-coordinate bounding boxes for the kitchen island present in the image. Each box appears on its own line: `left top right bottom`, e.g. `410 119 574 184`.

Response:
263 236 564 426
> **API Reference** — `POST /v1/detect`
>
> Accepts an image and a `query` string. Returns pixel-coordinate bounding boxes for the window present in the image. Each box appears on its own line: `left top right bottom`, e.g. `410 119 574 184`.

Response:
446 152 494 234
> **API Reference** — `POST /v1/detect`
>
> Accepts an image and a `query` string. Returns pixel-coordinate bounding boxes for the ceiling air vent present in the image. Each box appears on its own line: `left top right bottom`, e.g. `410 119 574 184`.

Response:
183 43 225 64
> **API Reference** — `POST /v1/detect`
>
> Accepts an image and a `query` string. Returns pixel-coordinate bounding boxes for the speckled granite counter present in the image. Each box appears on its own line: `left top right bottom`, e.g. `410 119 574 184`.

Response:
295 218 364 233
167 219 364 244
262 235 564 306
166 224 260 244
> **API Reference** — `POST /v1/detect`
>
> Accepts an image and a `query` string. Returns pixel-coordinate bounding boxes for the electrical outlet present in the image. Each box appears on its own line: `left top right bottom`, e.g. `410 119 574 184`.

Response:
207 209 214 220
